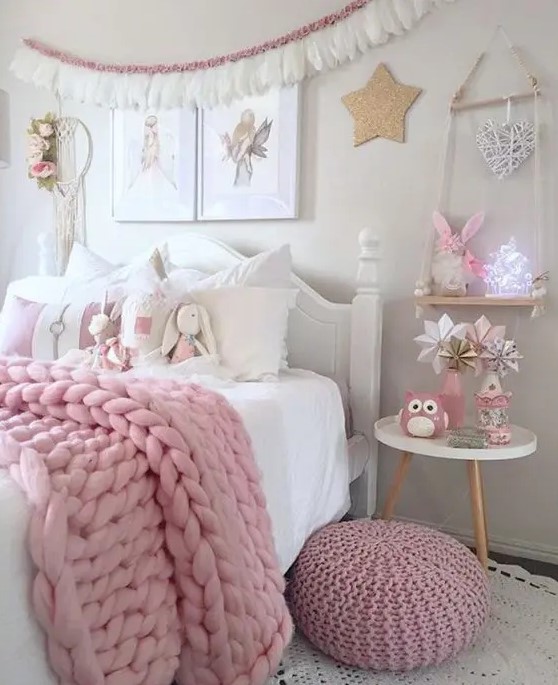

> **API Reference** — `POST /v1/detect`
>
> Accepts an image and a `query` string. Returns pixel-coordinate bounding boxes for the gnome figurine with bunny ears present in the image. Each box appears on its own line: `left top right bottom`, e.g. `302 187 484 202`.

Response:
430 211 487 296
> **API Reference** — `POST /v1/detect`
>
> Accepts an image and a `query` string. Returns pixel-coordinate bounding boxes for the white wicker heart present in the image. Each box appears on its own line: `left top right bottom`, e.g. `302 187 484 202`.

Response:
476 119 535 180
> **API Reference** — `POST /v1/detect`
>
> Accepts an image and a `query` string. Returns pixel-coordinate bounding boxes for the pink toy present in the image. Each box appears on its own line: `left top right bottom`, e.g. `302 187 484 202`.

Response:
87 292 129 371
161 302 216 364
431 211 486 296
0 357 292 685
399 391 448 438
289 520 489 671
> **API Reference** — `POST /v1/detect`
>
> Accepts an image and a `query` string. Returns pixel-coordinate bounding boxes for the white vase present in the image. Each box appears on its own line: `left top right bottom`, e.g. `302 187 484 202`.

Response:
479 371 502 394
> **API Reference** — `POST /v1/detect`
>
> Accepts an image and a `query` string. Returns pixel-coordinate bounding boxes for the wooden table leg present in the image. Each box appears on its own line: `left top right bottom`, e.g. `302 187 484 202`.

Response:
382 451 413 520
478 466 489 556
467 460 489 571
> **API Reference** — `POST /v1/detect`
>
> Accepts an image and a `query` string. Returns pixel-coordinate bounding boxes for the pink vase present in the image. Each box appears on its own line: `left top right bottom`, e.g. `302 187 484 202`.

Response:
440 368 465 430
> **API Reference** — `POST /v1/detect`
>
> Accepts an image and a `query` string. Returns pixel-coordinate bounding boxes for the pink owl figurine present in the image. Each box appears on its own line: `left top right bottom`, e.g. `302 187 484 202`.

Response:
399 391 449 438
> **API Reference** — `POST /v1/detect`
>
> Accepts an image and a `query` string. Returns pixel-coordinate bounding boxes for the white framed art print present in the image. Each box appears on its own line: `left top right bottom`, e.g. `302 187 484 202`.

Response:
197 86 299 221
112 108 197 222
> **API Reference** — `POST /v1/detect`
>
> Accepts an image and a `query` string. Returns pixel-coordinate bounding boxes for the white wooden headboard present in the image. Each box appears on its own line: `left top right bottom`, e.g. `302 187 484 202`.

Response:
163 230 383 516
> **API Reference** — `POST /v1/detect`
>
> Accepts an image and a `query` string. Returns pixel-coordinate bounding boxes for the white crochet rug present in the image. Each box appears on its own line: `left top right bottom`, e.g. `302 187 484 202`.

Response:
268 562 558 685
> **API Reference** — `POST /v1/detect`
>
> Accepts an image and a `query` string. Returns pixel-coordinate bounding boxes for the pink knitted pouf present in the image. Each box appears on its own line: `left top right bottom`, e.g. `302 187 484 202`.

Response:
288 520 490 672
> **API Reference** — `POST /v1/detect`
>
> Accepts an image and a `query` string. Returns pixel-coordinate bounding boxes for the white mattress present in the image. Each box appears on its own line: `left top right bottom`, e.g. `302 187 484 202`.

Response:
215 369 350 572
0 368 349 684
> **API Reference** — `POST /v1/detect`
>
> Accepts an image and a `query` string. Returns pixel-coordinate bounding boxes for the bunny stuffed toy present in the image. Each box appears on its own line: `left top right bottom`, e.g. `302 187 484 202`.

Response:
161 302 217 364
431 211 486 296
87 293 129 371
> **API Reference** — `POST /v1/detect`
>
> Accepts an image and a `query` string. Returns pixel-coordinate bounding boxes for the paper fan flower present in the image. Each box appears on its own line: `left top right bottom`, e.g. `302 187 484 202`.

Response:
414 314 467 374
481 338 523 377
438 336 478 373
466 315 506 374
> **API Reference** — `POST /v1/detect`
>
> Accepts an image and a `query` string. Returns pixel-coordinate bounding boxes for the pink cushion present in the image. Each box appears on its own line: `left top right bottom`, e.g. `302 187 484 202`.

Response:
288 520 490 672
0 296 118 360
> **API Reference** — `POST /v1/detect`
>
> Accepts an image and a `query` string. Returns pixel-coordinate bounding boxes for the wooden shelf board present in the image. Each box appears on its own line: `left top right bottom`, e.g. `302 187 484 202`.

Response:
415 296 540 307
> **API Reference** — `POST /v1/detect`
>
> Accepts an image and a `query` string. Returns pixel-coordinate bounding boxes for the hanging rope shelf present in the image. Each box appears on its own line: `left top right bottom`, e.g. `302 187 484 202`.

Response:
415 27 546 319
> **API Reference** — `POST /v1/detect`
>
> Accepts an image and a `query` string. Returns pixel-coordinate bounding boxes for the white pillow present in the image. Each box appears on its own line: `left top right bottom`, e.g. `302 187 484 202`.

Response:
65 243 114 280
193 244 292 290
166 244 292 300
5 276 68 304
4 255 163 309
192 287 296 381
166 268 210 296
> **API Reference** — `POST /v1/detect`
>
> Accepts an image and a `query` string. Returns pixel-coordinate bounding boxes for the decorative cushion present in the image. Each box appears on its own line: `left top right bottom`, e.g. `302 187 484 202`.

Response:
119 289 172 363
0 295 118 360
192 287 296 381
288 520 490 672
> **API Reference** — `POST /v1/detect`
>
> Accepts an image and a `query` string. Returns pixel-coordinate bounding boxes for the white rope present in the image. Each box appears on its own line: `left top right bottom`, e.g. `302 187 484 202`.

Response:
416 110 455 295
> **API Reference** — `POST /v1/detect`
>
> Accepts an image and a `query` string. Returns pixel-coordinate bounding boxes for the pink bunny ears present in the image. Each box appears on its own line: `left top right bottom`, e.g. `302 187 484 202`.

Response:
433 210 486 279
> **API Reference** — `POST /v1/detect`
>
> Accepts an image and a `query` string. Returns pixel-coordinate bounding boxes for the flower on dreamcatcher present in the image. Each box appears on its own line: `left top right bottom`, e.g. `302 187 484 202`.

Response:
27 112 57 191
466 315 506 375
481 338 522 377
414 313 467 374
438 336 478 373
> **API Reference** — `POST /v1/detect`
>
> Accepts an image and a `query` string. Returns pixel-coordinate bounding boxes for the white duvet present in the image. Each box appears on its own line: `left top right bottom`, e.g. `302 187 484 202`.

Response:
0 368 349 684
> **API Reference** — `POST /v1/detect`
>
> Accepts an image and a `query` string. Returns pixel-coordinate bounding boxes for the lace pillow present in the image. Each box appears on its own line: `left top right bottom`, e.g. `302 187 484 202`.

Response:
0 295 119 360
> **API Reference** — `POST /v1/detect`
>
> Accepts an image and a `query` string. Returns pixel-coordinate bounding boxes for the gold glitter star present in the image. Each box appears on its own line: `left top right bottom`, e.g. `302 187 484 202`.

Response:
342 64 422 146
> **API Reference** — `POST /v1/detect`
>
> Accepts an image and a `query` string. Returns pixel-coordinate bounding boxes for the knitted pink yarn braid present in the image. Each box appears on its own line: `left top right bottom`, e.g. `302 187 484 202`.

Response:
0 357 292 685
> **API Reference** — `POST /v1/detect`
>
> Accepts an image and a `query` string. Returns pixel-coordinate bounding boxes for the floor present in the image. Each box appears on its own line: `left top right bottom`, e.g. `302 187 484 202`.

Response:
486 549 558 580
171 552 556 685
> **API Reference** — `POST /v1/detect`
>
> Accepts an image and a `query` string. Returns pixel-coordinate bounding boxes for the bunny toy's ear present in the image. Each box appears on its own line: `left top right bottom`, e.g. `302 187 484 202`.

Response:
161 306 180 356
433 211 453 238
110 297 124 323
461 212 485 244
197 305 217 356
101 291 109 315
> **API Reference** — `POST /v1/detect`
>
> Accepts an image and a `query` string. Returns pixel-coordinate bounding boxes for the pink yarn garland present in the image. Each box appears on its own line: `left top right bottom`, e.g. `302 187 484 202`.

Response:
23 0 370 74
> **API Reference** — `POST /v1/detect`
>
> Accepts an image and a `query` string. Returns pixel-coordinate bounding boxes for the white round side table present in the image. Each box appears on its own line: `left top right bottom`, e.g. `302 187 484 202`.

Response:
374 416 537 570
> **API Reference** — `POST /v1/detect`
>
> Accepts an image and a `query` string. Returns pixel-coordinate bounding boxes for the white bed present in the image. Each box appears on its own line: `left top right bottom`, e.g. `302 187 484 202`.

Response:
214 369 350 572
0 230 382 683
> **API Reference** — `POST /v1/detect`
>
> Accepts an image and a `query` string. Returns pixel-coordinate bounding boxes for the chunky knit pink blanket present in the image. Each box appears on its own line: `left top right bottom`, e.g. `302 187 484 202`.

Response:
0 358 292 685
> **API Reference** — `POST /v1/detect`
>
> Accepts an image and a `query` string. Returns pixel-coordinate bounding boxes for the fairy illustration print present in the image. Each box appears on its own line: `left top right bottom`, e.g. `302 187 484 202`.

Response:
112 108 197 222
221 109 273 187
196 86 299 220
127 114 177 192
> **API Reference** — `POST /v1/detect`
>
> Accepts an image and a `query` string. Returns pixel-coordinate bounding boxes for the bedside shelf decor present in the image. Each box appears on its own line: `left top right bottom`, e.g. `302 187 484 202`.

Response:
414 27 547 319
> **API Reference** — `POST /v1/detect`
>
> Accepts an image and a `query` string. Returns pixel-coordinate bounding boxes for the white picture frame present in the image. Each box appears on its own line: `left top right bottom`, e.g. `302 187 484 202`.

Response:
196 86 300 221
112 108 197 222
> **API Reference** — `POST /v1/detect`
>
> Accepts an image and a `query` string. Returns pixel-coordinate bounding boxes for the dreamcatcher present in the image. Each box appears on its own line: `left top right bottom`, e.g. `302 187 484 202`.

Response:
53 116 92 273
32 110 93 276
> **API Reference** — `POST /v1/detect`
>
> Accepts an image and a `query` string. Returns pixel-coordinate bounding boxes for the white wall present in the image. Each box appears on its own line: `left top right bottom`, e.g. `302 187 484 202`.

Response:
0 0 557 561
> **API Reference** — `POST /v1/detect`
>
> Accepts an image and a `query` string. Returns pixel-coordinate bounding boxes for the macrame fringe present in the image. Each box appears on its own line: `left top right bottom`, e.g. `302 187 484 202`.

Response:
10 0 455 109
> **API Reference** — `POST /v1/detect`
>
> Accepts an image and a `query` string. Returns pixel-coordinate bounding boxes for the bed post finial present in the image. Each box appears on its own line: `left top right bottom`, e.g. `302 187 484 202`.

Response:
350 228 382 518
357 228 380 293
